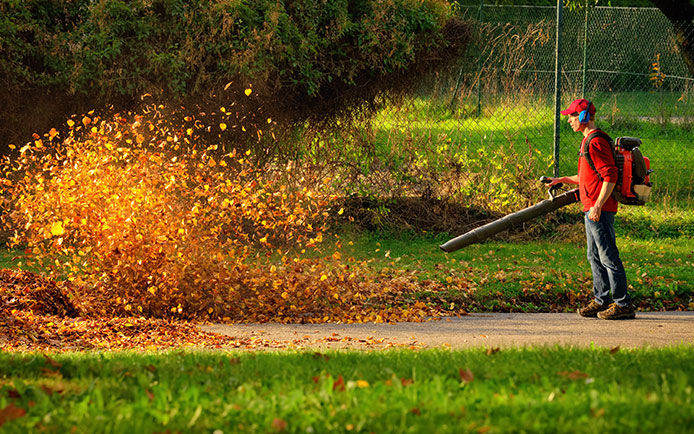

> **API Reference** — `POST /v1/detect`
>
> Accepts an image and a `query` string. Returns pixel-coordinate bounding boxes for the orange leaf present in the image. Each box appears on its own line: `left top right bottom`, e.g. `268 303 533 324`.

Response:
271 418 287 431
459 368 474 383
557 370 589 380
0 403 26 427
333 375 345 392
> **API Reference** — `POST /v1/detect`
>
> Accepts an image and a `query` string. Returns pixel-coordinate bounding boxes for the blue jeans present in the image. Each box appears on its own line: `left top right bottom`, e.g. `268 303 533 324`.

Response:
584 211 631 307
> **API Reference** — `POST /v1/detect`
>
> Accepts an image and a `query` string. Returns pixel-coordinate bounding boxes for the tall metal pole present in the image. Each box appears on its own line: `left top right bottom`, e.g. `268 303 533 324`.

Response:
553 0 564 177
451 1 485 114
581 0 588 97
475 0 484 117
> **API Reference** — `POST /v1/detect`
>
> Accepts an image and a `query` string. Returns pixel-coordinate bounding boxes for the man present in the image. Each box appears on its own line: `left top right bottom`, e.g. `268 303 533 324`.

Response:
547 98 635 320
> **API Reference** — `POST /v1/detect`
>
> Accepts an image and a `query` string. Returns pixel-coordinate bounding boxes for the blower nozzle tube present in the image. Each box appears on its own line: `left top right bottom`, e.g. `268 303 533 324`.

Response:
439 188 579 253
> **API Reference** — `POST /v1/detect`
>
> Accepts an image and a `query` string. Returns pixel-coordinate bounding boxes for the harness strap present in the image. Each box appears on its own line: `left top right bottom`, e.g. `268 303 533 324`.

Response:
579 130 614 182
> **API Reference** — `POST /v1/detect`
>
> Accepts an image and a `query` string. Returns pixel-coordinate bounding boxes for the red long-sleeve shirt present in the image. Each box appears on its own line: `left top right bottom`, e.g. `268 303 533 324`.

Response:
578 130 619 213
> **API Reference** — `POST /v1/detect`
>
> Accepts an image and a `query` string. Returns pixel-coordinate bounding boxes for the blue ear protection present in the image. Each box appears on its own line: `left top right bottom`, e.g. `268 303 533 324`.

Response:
578 101 592 124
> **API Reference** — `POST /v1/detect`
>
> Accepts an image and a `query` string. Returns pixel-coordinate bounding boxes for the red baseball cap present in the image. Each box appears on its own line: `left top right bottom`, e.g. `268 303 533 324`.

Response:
560 99 596 116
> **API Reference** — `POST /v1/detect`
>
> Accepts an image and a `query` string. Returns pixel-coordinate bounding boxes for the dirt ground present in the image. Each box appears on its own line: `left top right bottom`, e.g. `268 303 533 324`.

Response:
200 312 694 350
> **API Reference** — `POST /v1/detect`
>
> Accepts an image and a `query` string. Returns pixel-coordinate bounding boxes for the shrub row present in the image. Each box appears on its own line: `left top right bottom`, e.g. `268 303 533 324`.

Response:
0 0 470 149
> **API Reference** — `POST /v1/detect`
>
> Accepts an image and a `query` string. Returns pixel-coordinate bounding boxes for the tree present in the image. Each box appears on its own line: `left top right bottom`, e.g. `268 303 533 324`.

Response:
649 0 694 76
567 0 694 76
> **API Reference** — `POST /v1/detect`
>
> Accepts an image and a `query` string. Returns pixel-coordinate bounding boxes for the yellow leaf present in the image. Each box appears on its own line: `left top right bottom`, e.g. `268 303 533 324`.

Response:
67 119 75 127
338 208 344 215
219 123 227 131
50 221 65 236
267 118 272 123
244 88 252 96
281 291 289 299
356 380 369 388
187 128 193 136
320 274 328 281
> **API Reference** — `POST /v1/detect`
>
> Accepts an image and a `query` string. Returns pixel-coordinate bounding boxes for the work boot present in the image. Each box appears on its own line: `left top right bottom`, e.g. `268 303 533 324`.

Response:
597 303 636 320
577 300 609 318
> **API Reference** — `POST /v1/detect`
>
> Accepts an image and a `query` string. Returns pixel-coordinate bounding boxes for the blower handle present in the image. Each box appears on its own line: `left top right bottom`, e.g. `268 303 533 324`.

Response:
539 176 563 200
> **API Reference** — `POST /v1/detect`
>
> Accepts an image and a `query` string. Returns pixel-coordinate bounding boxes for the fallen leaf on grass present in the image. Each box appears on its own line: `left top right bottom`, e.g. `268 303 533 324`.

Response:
40 368 61 377
312 352 330 361
43 354 62 369
333 375 345 392
591 408 606 418
459 368 474 383
40 385 64 396
272 418 287 431
355 380 369 388
557 370 589 380
0 403 26 427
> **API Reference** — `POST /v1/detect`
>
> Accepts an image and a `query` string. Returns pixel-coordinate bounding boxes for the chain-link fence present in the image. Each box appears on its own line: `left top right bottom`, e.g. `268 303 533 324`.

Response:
367 3 694 202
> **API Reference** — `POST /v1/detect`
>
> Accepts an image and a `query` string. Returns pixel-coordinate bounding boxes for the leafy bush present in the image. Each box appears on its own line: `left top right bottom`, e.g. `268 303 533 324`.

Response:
0 0 470 149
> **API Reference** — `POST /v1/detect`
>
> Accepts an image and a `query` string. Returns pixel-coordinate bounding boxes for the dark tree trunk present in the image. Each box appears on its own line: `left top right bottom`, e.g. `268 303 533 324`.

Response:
651 0 694 76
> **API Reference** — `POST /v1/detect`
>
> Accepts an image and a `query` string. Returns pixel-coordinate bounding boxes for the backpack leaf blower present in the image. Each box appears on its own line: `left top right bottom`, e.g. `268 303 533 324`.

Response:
440 136 652 253
439 179 579 253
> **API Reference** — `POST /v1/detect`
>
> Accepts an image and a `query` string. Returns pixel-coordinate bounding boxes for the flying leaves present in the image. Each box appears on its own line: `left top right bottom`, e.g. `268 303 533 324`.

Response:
0 105 449 329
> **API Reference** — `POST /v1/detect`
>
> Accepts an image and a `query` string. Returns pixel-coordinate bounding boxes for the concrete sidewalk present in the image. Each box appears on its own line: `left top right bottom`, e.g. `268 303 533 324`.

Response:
200 312 694 350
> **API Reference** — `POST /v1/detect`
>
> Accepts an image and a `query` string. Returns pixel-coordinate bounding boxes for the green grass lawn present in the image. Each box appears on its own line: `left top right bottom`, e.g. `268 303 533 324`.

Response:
1 348 692 433
329 202 694 312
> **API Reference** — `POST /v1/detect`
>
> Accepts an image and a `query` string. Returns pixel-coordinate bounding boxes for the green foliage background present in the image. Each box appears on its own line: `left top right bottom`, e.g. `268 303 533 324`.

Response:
0 0 469 148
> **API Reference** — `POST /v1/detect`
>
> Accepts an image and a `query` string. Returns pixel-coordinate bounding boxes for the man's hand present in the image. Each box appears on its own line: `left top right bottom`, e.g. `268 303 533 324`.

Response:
588 205 602 222
542 177 562 186
542 175 579 186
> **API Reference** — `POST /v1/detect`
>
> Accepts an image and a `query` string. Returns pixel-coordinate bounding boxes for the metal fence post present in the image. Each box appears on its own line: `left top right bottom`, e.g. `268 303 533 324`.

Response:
475 0 484 117
553 0 564 177
449 1 484 114
582 0 588 97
